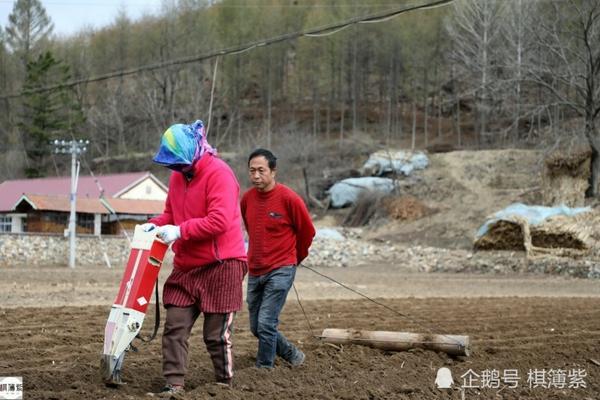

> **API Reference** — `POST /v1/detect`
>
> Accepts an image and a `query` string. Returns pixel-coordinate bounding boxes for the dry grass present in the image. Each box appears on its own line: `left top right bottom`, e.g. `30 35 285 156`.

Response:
382 195 434 221
541 133 591 207
474 219 528 252
343 191 383 227
344 193 434 227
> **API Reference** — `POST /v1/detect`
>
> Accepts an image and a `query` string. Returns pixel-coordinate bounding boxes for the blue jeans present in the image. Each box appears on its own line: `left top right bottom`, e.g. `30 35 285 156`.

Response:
247 266 300 368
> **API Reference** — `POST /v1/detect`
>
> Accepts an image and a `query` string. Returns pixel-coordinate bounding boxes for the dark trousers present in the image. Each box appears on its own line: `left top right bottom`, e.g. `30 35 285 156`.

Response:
162 306 235 386
246 266 300 368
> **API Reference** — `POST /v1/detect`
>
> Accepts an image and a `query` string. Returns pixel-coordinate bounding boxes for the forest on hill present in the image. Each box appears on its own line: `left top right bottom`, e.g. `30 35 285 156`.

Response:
1 0 599 193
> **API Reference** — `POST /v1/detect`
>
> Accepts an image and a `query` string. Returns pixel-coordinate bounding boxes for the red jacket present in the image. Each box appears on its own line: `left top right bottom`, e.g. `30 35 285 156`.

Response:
241 183 315 276
150 154 247 271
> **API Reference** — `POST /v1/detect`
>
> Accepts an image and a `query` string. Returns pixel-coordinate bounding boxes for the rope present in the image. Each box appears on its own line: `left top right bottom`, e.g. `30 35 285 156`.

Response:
292 283 315 338
299 263 466 349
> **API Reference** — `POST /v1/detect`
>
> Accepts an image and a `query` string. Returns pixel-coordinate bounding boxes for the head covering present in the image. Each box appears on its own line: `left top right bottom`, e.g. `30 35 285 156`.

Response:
153 120 215 172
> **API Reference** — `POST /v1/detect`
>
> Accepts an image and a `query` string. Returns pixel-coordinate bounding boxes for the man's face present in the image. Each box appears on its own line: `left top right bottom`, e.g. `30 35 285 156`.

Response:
248 156 276 192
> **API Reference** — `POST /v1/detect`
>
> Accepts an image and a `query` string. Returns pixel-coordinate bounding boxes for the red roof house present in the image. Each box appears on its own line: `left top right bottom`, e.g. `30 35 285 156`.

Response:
0 172 167 235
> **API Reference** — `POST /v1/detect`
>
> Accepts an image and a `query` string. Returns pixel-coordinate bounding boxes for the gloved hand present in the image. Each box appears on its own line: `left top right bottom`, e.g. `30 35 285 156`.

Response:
140 223 157 232
157 225 181 244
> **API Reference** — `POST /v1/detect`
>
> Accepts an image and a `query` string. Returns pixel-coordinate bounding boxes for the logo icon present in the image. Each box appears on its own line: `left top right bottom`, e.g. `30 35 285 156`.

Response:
435 367 454 389
0 377 23 400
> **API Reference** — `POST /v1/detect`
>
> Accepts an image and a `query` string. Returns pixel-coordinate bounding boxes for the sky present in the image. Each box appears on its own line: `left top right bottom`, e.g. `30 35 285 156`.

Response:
0 0 164 37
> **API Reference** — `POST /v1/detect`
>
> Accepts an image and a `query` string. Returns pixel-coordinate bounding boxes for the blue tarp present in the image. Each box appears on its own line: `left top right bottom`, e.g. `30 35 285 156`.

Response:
475 203 591 239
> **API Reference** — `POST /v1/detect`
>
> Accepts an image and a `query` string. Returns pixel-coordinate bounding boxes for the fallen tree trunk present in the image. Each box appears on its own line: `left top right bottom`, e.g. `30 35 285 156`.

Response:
320 329 470 357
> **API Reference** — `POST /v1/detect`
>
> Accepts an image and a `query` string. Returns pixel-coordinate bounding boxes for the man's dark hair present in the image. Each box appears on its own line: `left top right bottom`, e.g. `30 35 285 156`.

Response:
248 148 277 169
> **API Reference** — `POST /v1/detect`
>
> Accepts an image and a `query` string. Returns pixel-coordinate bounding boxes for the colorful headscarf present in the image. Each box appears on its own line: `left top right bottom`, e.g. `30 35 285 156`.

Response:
153 120 215 171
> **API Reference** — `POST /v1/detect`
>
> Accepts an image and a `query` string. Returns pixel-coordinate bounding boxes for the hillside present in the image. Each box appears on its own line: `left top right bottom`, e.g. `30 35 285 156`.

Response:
367 149 543 249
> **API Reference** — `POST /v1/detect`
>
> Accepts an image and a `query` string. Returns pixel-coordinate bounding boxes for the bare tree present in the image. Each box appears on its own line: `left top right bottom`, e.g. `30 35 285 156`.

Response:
0 29 9 134
0 30 25 179
527 0 600 195
502 0 538 142
446 0 506 145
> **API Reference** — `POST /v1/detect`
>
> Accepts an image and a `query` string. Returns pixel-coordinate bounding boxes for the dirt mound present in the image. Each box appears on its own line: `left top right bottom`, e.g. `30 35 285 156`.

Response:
383 195 434 221
368 149 543 249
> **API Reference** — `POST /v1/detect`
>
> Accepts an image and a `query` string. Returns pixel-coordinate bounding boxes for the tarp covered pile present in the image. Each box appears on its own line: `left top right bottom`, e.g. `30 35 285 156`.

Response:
328 150 428 208
474 203 595 257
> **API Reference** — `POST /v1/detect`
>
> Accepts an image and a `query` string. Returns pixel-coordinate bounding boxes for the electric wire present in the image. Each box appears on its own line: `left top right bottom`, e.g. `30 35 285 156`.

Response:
64 127 132 245
0 0 455 100
205 56 220 137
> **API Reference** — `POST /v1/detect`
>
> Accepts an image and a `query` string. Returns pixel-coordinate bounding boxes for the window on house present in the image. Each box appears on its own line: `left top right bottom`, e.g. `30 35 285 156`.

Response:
0 216 11 232
43 212 68 225
78 214 95 231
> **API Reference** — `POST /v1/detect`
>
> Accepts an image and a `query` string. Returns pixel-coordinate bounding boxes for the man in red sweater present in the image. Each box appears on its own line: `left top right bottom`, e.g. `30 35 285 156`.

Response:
145 121 247 397
241 148 315 369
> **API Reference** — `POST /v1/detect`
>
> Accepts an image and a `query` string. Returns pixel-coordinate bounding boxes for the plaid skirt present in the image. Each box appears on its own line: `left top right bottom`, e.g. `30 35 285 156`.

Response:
163 259 248 313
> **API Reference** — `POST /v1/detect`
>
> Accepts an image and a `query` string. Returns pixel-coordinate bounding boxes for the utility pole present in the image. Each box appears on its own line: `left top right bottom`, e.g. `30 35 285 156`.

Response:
53 139 89 268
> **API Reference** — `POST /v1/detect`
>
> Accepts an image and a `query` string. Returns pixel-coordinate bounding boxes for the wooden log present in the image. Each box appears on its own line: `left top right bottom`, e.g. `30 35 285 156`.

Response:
320 329 470 357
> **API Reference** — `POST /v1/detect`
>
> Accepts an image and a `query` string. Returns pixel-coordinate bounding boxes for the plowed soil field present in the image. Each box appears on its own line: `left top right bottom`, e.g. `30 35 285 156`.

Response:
1 264 599 400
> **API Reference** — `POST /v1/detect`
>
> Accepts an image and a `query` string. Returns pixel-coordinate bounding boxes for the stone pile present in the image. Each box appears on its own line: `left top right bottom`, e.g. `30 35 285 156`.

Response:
307 228 600 279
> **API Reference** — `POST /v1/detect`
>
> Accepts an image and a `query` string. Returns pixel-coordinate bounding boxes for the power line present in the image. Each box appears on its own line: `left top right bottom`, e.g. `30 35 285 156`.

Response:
0 0 454 100
0 0 152 4
0 0 427 7
0 1 407 5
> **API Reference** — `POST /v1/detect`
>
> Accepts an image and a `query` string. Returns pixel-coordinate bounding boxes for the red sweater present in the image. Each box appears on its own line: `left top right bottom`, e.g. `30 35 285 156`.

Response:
150 153 247 271
241 183 315 276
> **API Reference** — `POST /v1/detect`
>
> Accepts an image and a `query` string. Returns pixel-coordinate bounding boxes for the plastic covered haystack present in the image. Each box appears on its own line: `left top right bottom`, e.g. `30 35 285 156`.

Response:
328 177 395 208
475 203 590 240
474 203 593 256
361 150 429 176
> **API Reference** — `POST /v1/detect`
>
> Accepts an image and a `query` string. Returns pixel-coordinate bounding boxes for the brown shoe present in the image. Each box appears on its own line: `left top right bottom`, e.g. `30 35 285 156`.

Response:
147 384 185 399
215 378 232 388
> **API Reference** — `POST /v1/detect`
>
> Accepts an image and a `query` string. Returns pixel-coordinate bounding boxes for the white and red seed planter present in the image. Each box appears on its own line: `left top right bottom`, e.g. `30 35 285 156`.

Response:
101 225 169 386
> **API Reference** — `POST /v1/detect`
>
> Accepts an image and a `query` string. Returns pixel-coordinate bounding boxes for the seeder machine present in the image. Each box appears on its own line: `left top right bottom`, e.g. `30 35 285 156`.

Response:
101 225 168 386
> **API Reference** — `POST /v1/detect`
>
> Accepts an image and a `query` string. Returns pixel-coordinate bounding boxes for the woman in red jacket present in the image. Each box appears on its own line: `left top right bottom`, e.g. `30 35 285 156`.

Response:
145 120 247 397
